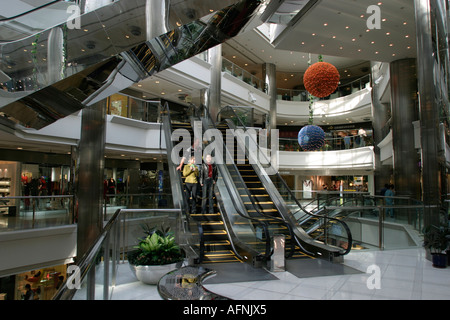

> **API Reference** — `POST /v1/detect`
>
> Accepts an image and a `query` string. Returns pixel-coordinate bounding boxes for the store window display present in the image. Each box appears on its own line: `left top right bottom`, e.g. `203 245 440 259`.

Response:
12 265 67 300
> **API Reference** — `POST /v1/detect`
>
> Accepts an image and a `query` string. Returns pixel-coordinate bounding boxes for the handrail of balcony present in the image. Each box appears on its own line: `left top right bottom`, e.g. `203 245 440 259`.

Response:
222 57 371 100
279 134 373 152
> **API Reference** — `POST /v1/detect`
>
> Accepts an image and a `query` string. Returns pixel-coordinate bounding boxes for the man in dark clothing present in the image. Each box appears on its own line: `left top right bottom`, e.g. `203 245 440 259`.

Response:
200 154 218 214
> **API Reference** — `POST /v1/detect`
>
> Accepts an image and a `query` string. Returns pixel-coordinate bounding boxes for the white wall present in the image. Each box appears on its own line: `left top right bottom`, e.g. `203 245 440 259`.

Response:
0 226 77 277
278 146 375 171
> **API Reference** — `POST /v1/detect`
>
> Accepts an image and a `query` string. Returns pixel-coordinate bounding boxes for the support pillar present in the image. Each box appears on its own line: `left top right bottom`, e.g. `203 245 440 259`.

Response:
263 63 277 135
76 100 107 258
208 45 222 122
371 62 392 193
389 59 420 199
414 0 444 227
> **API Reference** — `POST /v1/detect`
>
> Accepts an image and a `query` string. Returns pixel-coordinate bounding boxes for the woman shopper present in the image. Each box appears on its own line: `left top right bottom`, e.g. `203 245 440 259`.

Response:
183 156 199 214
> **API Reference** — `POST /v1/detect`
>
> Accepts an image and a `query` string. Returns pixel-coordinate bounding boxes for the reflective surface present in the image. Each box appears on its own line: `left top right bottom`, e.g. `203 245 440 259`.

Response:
158 266 230 300
0 0 258 129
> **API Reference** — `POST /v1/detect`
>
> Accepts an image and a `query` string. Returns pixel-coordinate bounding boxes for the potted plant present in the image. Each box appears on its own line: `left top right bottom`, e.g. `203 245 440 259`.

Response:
128 225 184 284
423 224 450 268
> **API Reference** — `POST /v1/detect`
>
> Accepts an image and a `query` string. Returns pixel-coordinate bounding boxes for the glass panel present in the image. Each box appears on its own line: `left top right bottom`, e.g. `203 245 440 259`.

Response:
0 195 74 232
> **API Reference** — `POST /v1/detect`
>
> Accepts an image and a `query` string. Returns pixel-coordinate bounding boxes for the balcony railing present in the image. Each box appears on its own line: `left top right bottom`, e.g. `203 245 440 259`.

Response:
279 134 373 152
222 57 371 100
0 193 174 232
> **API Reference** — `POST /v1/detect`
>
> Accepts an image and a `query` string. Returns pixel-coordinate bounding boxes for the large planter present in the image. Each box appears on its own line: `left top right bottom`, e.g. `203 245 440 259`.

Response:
431 253 447 268
132 262 182 285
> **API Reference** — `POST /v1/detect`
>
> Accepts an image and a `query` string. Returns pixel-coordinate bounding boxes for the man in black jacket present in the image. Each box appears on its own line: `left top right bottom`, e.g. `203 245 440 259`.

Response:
200 154 218 214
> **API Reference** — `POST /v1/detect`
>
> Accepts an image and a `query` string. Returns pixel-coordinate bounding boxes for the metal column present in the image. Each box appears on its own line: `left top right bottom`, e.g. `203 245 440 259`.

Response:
263 63 277 166
76 100 107 258
208 45 222 122
371 61 393 192
414 0 443 227
389 59 420 199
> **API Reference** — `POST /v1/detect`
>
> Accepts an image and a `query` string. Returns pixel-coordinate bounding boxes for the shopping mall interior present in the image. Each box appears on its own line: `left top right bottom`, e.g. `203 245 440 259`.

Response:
0 0 449 302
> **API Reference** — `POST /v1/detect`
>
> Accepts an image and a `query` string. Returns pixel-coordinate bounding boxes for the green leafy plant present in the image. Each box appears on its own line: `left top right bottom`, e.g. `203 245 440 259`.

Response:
423 224 450 254
128 225 184 266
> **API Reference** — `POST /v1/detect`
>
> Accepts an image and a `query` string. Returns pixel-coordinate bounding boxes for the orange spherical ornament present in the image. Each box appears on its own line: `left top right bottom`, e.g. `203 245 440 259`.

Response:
303 62 340 98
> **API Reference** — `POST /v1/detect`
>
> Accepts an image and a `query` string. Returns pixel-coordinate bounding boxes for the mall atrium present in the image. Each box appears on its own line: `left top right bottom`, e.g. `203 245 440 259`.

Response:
0 0 449 302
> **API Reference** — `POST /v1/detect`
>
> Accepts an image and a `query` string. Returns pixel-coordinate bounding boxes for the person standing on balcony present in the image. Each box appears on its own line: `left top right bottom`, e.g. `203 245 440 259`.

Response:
385 184 395 218
358 128 367 147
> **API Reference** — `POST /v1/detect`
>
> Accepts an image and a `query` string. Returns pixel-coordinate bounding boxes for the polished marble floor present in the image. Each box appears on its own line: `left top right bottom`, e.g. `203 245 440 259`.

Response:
111 247 450 300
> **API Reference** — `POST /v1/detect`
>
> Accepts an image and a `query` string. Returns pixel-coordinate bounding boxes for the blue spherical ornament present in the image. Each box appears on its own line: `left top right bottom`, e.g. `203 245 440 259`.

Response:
298 125 325 151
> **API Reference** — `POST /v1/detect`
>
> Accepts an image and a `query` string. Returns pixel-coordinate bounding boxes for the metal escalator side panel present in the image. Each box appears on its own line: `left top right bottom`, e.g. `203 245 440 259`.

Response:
223 115 346 261
0 0 252 119
0 57 120 129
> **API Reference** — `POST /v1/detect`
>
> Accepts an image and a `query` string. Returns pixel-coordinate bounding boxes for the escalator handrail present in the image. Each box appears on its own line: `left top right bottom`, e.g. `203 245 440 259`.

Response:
217 106 353 256
200 104 296 258
191 105 272 259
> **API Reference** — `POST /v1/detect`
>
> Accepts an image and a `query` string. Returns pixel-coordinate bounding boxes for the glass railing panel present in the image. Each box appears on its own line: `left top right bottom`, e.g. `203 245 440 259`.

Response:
279 135 373 152
54 208 186 300
0 195 74 232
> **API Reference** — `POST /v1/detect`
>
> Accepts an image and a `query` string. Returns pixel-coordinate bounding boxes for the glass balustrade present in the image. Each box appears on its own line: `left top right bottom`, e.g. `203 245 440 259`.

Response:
222 58 371 100
54 208 186 300
0 195 74 231
0 193 175 232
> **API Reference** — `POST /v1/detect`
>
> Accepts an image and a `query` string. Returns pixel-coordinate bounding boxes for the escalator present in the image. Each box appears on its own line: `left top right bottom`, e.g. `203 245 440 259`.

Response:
161 104 271 266
215 122 311 260
0 0 264 130
170 121 241 264
217 106 353 262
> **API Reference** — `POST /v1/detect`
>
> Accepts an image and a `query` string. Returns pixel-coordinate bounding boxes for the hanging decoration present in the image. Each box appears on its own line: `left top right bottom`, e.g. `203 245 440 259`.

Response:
298 124 325 151
297 54 327 151
303 57 340 98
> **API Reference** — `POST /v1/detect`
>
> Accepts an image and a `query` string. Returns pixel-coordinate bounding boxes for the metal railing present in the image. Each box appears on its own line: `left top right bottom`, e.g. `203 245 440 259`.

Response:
321 194 426 250
217 105 353 258
53 208 183 300
0 195 74 231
